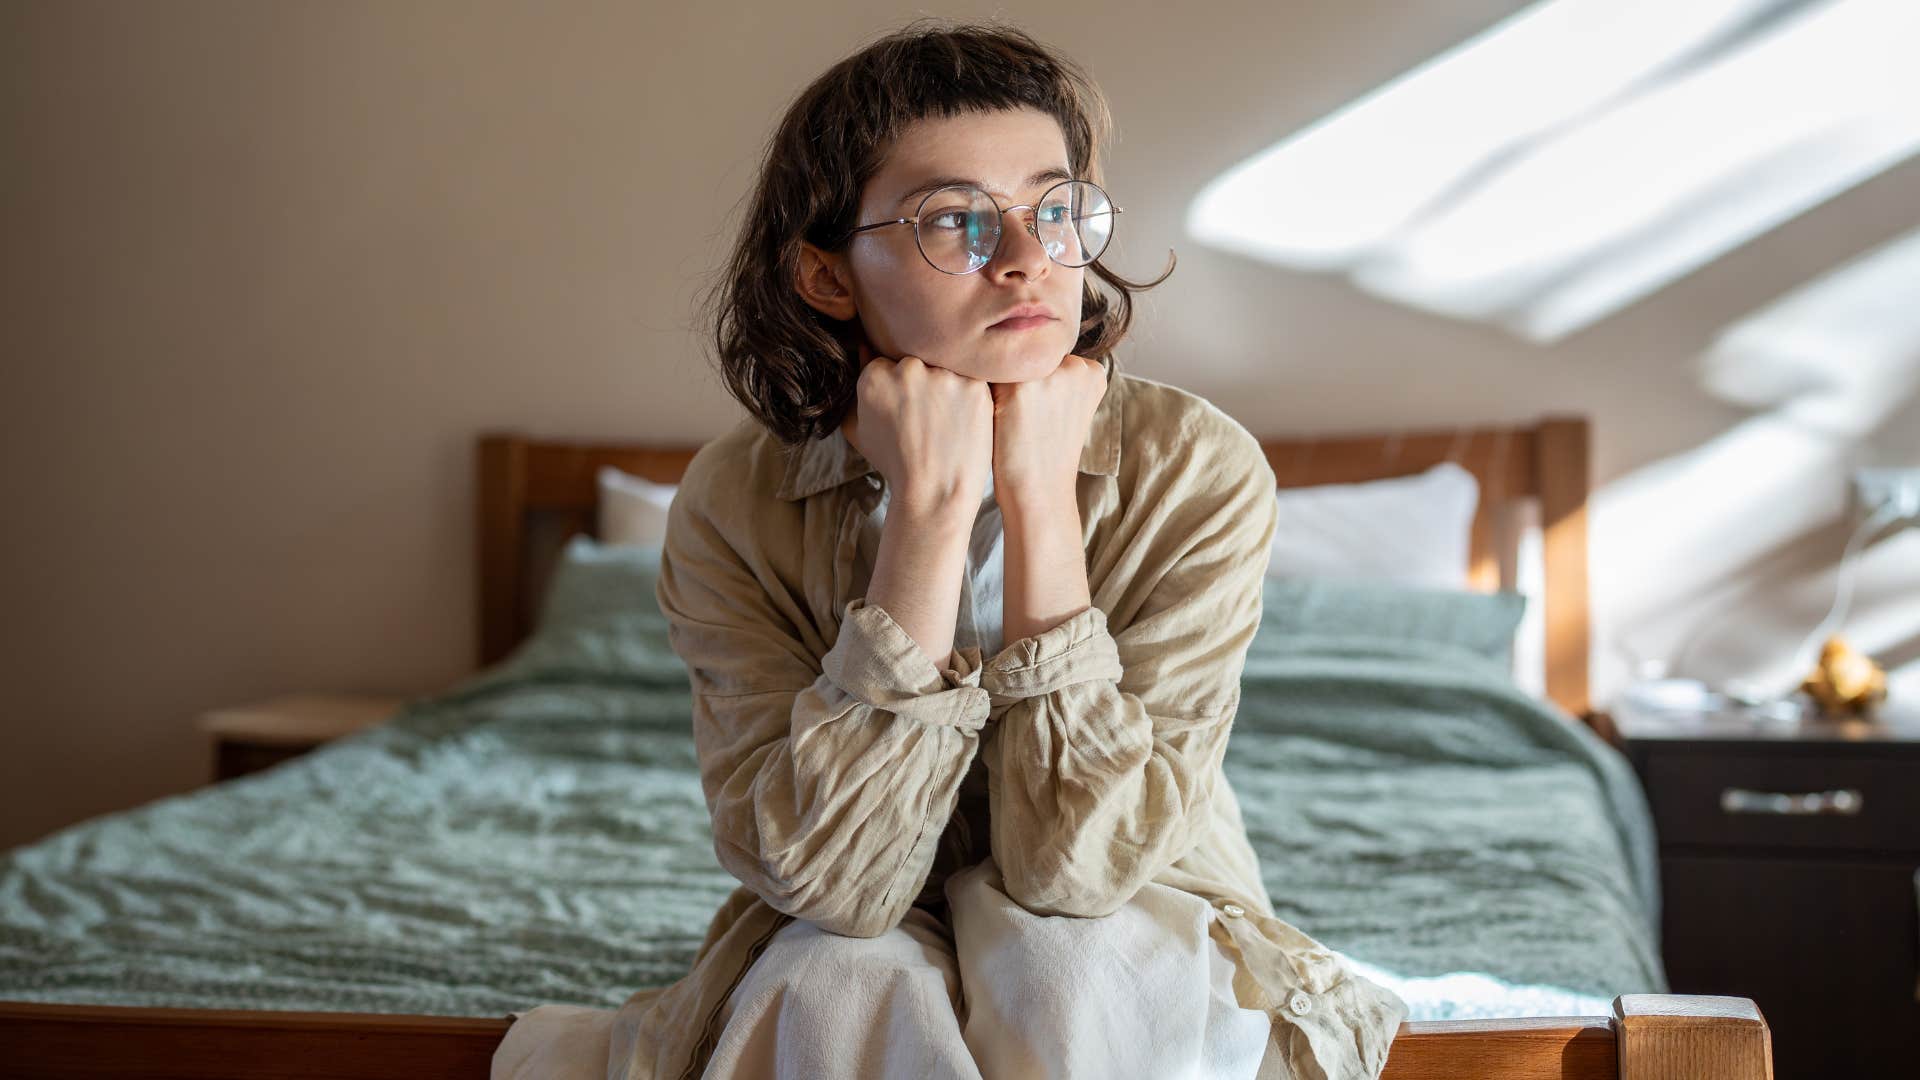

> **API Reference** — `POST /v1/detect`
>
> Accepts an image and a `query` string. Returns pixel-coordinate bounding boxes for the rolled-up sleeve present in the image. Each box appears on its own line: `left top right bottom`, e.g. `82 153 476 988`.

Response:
979 428 1278 918
657 484 991 939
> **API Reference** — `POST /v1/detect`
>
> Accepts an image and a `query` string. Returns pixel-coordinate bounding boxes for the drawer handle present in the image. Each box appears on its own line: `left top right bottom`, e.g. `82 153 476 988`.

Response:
1720 787 1864 816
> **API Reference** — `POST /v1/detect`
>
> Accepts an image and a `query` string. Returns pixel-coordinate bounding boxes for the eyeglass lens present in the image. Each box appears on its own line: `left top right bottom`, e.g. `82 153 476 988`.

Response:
916 181 1115 274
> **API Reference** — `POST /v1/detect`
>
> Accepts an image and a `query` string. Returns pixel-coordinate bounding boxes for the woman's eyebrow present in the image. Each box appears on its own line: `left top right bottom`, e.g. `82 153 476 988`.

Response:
894 165 1074 209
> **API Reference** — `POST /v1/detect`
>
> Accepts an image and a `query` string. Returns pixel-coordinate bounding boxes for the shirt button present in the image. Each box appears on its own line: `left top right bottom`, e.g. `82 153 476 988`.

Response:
1219 902 1245 918
1286 990 1313 1016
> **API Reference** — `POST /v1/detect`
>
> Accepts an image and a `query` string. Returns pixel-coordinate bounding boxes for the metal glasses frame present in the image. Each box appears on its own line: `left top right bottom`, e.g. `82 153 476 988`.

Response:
839 178 1123 275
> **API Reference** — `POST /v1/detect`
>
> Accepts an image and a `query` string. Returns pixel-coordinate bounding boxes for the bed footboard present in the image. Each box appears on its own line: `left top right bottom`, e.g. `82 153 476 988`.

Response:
0 1001 511 1078
0 994 1769 1078
1382 995 1771 1079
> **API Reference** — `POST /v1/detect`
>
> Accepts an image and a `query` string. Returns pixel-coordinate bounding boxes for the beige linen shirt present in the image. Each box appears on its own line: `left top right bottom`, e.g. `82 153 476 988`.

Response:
610 356 1409 1079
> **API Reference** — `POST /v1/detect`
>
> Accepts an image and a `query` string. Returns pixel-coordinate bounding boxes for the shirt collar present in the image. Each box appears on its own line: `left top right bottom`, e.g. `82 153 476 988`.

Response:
775 353 1122 502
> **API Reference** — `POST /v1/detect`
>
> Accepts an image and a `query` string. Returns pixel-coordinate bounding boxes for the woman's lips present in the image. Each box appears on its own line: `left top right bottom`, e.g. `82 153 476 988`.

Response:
988 314 1057 331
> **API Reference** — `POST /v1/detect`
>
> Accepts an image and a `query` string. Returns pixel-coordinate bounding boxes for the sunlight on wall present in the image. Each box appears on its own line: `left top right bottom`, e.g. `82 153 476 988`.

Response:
1592 226 1920 702
1186 0 1920 344
1188 0 1781 265
1181 0 1918 707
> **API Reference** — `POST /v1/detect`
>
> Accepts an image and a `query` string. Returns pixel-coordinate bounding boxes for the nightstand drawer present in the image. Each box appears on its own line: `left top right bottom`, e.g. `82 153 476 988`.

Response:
1660 854 1920 1080
1645 752 1920 853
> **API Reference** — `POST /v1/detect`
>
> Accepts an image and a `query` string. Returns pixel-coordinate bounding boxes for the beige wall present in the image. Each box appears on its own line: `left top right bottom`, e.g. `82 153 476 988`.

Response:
4 0 1915 851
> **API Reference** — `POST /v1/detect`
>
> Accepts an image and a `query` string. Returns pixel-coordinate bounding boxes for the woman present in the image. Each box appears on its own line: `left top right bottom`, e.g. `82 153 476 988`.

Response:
606 19 1409 1080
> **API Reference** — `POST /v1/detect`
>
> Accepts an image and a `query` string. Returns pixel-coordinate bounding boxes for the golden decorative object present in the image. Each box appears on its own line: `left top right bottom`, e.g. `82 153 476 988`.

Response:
1798 635 1888 717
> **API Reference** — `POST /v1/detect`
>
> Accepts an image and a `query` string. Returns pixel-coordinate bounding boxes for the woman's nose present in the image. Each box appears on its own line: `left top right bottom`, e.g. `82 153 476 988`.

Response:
991 208 1051 278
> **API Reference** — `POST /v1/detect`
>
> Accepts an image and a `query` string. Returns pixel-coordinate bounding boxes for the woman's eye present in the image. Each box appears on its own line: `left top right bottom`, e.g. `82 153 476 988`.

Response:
927 211 971 230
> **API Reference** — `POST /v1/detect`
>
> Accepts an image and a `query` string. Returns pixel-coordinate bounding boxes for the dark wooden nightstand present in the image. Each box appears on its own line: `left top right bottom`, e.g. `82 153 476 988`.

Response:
1615 695 1920 1079
196 693 407 782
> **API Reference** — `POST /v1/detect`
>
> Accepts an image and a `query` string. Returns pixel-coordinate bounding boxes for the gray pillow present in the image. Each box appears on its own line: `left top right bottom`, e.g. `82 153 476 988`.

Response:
534 533 666 634
1256 575 1526 668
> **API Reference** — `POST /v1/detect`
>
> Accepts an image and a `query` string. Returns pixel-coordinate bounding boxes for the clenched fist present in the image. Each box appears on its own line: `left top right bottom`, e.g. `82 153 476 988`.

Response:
840 335 995 520
988 353 1108 509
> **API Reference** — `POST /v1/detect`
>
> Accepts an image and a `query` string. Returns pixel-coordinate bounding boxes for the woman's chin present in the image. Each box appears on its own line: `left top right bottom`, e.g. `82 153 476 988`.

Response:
911 336 1072 381
976 340 1072 380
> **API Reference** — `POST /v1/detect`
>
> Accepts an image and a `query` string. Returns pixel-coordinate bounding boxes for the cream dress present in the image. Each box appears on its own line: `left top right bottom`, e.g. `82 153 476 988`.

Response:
493 472 1276 1079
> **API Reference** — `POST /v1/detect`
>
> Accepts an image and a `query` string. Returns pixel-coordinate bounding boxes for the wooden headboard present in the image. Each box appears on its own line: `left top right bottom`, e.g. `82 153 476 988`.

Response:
477 415 1592 721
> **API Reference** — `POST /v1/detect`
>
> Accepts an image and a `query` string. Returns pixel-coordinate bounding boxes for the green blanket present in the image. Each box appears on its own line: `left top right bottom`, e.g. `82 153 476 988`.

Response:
1230 632 1663 999
0 559 1664 1019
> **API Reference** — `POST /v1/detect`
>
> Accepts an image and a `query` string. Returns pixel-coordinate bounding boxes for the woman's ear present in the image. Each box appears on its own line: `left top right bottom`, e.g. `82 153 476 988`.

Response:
795 241 858 321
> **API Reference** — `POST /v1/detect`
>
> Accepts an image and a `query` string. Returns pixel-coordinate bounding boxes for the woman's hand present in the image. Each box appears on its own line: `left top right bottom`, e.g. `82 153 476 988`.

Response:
840 334 994 519
989 354 1108 513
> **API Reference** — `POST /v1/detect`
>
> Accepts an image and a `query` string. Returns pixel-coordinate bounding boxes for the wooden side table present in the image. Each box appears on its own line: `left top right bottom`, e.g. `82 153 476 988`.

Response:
1614 693 1920 1080
197 693 408 782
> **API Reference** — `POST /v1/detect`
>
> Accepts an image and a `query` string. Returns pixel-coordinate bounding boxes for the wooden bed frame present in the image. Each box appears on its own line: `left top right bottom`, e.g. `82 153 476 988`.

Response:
473 416 1601 724
1 415 1774 1078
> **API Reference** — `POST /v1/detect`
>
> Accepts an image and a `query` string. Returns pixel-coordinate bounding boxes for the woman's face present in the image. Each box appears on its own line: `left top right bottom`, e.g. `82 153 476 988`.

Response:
815 107 1086 383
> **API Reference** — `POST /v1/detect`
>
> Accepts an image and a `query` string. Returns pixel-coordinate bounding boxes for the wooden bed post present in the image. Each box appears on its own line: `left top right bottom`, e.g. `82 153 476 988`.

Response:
1613 995 1774 1080
1536 416 1592 721
477 433 529 670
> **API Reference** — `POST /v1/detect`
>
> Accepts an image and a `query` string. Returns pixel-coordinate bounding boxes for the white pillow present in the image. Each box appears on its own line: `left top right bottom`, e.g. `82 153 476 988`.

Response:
597 465 678 547
1266 462 1479 589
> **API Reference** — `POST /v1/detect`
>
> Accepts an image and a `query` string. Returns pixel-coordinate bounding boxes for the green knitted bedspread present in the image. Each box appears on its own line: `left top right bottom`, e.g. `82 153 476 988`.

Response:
0 594 1663 1019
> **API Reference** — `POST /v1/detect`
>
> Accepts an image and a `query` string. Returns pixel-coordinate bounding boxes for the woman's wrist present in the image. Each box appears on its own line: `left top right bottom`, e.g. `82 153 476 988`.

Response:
1001 488 1090 644
890 485 988 528
868 499 979 668
996 475 1077 525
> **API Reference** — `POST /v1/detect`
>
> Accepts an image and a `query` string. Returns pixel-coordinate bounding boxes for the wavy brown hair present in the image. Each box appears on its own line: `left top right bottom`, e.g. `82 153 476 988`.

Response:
698 18 1176 446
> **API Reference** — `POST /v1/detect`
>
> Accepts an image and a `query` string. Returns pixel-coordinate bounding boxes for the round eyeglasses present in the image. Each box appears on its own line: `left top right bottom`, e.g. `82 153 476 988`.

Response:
841 179 1121 275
